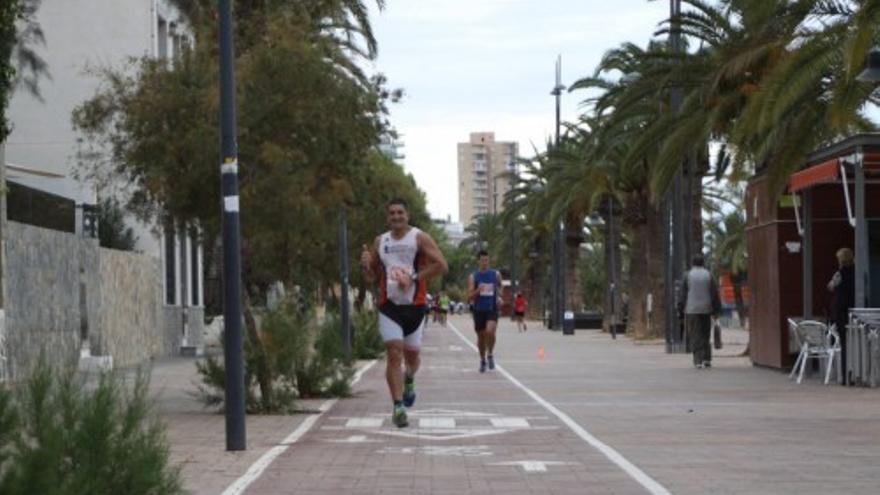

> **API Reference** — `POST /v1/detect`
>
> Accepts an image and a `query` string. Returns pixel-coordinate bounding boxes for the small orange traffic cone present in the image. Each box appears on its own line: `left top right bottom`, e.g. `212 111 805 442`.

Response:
538 345 545 361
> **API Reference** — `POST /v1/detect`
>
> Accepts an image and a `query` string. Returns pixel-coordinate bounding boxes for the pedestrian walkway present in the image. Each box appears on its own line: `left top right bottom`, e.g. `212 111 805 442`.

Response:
158 314 880 495
237 317 663 495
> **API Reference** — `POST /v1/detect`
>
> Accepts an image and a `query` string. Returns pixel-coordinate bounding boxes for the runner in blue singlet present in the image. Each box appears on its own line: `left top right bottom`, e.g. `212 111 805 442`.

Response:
467 250 504 373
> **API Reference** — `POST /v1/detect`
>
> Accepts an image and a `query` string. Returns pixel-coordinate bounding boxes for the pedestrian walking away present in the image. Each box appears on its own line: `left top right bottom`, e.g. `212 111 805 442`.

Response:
439 292 450 326
827 247 855 382
514 292 527 332
680 253 721 369
361 198 448 427
468 250 504 373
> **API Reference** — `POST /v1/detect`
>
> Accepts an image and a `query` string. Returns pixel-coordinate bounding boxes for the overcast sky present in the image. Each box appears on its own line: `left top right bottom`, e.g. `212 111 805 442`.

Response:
366 0 672 221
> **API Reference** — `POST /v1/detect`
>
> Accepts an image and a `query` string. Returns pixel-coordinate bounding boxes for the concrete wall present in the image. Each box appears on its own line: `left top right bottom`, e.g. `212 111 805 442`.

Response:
94 248 164 367
3 222 88 377
3 221 200 378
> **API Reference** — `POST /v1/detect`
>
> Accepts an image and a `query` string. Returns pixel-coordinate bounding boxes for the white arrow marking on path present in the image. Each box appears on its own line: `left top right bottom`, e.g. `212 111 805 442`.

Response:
378 445 493 457
345 418 383 428
325 435 377 443
448 345 464 352
490 417 530 428
490 461 577 473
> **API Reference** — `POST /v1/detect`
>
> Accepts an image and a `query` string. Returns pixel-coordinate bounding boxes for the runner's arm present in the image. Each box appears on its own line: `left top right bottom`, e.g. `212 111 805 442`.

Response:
360 236 381 283
467 273 477 302
415 232 448 282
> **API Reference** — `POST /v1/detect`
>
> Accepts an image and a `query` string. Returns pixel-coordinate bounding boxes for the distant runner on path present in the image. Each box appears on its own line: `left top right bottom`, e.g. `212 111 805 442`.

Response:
467 250 503 373
514 292 527 332
361 198 448 427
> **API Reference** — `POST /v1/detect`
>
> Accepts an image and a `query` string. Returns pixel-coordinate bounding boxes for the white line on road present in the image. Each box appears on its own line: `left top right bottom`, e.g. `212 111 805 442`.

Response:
447 322 671 495
489 460 577 473
220 359 378 495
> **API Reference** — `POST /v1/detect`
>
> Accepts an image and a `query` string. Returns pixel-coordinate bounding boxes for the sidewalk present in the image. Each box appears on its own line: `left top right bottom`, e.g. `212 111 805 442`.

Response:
153 315 880 495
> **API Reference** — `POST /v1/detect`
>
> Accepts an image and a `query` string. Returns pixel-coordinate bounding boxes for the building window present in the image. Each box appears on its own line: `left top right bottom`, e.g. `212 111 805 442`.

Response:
164 225 177 305
191 234 201 306
157 17 168 59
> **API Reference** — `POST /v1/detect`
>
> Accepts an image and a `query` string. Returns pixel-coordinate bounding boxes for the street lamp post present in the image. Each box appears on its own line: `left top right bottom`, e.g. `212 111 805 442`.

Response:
339 212 352 361
551 55 566 330
665 0 687 353
218 0 247 451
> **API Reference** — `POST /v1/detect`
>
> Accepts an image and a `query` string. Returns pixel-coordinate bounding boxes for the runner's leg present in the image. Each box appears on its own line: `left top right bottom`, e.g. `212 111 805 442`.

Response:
486 319 497 369
385 341 404 402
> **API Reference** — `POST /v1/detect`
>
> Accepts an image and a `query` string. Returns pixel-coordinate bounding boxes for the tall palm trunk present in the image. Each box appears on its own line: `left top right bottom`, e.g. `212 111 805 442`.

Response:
627 215 650 338
523 235 547 321
602 205 623 333
644 201 667 339
564 215 584 312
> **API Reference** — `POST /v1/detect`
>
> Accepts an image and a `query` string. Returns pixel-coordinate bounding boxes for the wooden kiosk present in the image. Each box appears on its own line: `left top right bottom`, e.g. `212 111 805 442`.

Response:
746 134 880 369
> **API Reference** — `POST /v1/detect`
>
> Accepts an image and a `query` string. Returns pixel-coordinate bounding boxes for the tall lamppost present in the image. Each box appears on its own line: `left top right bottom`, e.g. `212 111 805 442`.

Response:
218 0 246 450
509 160 519 298
551 55 566 330
665 0 687 353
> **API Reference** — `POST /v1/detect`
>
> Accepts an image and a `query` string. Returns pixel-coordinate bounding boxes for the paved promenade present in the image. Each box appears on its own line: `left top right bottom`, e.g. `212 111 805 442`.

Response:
155 315 880 495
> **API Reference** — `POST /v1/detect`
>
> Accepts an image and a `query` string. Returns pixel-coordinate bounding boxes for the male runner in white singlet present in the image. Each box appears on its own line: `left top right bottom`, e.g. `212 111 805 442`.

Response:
361 199 448 427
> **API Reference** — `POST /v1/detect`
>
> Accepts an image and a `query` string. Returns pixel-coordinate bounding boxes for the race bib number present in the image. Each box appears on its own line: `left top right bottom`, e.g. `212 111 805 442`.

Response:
386 266 414 304
478 283 494 297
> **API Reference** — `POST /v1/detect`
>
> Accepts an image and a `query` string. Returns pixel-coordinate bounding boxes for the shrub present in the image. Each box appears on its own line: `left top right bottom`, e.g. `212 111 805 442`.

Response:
0 361 182 495
352 309 385 360
196 303 355 413
294 313 354 399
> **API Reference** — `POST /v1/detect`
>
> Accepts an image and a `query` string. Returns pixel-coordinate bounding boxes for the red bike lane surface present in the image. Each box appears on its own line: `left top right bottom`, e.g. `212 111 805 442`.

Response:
240 320 659 495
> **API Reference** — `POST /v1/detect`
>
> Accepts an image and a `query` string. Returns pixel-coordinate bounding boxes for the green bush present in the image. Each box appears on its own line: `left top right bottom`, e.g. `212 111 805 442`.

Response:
196 303 355 413
294 313 354 399
0 361 182 495
352 309 385 360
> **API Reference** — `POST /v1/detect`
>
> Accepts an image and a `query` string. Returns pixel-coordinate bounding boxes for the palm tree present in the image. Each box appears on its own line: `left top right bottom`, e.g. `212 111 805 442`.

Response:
500 151 553 320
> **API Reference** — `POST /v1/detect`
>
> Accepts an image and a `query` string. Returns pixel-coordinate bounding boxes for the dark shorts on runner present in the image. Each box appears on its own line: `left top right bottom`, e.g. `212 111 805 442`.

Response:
473 310 498 332
514 311 525 318
380 302 427 336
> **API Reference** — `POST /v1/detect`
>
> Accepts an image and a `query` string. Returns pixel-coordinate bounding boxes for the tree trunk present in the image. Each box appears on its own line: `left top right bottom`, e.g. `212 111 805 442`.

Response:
565 216 584 312
627 219 650 338
644 202 667 339
602 209 622 334
242 288 273 412
690 170 704 259
523 235 548 321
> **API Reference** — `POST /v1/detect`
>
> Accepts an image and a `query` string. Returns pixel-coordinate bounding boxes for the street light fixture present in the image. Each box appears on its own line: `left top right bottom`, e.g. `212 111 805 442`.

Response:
550 55 566 331
857 48 880 82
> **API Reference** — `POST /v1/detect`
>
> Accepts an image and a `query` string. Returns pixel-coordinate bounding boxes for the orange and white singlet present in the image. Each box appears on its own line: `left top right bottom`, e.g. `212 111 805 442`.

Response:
378 227 428 307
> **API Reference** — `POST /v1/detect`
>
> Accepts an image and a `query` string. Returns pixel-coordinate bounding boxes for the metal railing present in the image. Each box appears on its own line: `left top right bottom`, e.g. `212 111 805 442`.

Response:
846 308 880 387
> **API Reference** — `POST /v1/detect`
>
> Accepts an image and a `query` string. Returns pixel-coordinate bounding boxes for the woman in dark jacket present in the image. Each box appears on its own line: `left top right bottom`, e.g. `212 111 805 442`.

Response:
828 247 855 383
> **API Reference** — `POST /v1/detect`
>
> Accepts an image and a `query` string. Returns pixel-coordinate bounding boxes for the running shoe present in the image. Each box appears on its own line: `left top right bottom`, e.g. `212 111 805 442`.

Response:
403 379 417 408
487 355 495 370
479 359 487 373
392 404 409 428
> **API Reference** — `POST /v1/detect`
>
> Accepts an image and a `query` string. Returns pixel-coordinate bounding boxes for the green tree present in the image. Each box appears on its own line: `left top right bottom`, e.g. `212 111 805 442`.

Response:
96 196 137 251
0 0 46 141
73 2 418 411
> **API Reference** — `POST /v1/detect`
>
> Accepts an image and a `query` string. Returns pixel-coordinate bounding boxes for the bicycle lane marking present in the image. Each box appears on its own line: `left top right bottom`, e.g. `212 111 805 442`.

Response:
447 321 672 495
220 359 378 495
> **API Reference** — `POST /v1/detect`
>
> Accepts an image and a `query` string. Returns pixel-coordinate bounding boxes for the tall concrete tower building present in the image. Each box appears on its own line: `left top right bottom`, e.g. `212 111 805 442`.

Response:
457 132 518 226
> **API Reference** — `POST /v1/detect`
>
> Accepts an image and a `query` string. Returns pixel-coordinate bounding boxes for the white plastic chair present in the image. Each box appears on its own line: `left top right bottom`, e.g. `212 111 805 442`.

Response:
788 319 840 385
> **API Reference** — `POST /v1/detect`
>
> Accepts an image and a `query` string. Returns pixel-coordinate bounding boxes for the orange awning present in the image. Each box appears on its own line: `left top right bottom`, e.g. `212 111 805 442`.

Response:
789 159 839 192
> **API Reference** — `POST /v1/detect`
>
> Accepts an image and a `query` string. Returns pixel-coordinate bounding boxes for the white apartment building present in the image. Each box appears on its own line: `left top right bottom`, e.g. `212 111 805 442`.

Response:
457 132 518 226
5 0 204 343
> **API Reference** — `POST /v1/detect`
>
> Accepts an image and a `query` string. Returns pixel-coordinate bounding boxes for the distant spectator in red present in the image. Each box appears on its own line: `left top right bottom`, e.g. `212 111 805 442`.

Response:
514 293 527 332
